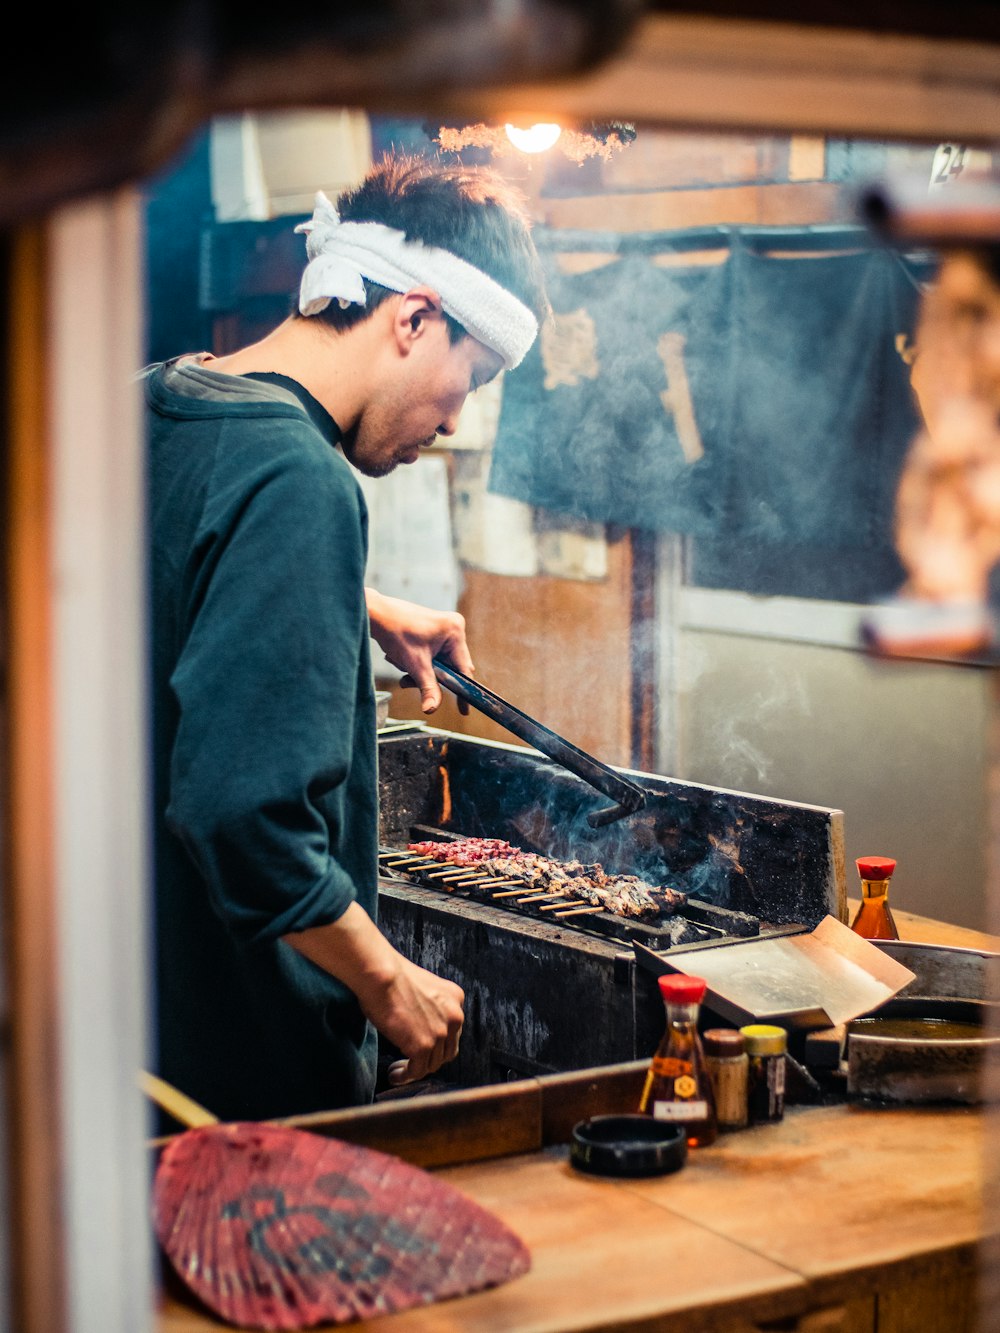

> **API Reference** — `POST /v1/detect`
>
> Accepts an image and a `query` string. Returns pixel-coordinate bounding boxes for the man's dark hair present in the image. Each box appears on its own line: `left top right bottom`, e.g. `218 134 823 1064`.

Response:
294 153 549 342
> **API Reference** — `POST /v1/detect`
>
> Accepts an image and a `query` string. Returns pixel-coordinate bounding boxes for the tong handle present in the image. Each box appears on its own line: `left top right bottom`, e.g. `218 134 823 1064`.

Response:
432 657 646 827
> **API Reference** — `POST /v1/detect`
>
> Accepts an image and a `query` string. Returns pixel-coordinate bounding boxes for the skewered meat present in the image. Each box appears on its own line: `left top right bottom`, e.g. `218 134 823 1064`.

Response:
405 837 686 919
407 838 518 867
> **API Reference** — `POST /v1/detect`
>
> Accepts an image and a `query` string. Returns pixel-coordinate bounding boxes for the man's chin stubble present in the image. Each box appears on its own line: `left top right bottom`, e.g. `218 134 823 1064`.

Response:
342 443 400 479
364 456 404 478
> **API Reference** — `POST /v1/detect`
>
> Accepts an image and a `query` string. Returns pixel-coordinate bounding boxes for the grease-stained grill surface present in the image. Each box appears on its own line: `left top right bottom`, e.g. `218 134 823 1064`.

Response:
153 1122 531 1330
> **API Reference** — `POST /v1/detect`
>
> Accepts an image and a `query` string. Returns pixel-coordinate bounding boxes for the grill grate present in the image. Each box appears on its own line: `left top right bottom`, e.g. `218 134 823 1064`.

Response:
377 830 764 952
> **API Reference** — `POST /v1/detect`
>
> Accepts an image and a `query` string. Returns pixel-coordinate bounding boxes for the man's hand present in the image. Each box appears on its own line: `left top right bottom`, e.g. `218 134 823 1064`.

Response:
359 954 465 1087
284 902 465 1086
365 588 472 714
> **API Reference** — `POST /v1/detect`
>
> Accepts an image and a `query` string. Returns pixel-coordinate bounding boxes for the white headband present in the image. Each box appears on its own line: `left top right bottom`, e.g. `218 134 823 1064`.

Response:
294 191 538 371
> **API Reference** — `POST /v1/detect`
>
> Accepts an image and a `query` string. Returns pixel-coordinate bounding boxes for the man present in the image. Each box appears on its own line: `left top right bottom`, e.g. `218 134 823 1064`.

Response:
144 153 549 1122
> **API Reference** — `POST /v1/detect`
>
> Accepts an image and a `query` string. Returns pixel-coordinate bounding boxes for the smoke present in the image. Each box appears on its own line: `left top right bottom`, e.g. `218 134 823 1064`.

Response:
715 732 776 787
713 667 811 790
680 638 813 795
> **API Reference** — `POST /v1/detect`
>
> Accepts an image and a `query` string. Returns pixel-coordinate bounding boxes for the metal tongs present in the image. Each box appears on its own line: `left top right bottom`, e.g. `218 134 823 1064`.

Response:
432 656 647 828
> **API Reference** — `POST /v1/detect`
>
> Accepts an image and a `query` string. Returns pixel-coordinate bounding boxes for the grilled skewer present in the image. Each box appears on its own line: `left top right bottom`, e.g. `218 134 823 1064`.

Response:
403 835 687 922
384 844 607 920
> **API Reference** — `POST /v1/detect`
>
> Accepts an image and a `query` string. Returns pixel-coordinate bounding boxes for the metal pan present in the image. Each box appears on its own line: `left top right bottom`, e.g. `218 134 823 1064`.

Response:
432 657 647 828
634 915 917 1029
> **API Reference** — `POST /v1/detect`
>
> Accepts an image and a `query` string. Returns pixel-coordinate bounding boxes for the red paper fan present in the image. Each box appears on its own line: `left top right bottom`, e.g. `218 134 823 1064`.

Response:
153 1121 531 1329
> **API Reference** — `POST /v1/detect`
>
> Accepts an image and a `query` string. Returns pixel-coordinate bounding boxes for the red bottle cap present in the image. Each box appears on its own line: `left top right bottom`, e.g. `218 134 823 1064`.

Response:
856 856 896 880
658 973 707 1004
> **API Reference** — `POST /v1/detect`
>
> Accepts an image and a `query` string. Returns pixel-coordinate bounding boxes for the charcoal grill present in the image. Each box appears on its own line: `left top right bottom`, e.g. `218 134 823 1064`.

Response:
376 726 845 1087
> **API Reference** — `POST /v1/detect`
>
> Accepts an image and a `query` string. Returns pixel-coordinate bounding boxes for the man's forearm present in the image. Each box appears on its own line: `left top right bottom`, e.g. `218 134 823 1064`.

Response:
283 901 398 995
364 586 387 626
283 903 465 1085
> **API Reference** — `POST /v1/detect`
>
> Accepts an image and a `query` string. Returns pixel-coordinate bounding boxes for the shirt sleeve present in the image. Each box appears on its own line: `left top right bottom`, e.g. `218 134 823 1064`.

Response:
164 427 369 948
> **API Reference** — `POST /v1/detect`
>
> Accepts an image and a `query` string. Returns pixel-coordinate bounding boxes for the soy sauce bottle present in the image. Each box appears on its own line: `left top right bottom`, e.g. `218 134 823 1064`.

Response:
638 973 718 1147
850 856 899 941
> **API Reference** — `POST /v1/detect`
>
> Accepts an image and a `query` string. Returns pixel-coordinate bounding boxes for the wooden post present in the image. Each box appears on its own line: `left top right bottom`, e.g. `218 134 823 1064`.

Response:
2 196 154 1333
4 224 66 1333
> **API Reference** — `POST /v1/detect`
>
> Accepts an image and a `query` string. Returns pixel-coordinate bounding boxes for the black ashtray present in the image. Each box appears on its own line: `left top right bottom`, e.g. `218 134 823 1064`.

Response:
569 1114 688 1178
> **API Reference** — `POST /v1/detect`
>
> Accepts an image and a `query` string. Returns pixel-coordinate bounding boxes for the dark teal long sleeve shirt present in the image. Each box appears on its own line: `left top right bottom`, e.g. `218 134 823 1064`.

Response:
145 357 378 1122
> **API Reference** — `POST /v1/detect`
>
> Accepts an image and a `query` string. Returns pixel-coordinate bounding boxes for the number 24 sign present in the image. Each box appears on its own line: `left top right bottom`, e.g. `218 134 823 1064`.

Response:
930 144 969 190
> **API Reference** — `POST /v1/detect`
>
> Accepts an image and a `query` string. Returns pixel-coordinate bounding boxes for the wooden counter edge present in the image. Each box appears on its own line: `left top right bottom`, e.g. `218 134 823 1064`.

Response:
148 1060 653 1170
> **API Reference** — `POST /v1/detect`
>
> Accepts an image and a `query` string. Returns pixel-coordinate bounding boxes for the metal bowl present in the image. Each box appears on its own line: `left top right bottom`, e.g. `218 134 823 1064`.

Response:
847 941 1000 1104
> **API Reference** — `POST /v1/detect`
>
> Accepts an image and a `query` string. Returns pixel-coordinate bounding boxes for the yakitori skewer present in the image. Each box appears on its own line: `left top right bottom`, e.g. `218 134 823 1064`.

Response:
552 905 604 918
452 875 498 888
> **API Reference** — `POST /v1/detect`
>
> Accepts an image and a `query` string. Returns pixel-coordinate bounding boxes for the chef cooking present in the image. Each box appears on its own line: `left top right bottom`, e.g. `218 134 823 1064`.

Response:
144 152 549 1125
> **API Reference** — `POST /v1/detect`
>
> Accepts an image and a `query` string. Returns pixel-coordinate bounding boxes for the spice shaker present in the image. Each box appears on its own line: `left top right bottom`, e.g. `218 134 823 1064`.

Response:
740 1024 787 1124
703 1028 748 1130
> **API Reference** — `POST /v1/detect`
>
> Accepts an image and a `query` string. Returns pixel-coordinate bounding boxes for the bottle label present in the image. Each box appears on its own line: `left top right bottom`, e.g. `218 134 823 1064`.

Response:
653 1100 708 1122
748 1055 786 1123
651 1056 690 1079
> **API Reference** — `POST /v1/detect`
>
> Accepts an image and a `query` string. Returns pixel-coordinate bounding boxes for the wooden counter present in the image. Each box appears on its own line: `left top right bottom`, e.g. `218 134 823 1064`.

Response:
157 915 999 1333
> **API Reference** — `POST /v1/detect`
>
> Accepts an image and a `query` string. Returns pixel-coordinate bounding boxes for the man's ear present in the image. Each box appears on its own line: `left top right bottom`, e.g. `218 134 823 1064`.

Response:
393 287 445 353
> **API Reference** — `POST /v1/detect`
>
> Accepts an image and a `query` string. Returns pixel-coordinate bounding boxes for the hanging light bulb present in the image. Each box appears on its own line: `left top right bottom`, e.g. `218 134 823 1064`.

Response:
504 122 562 154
